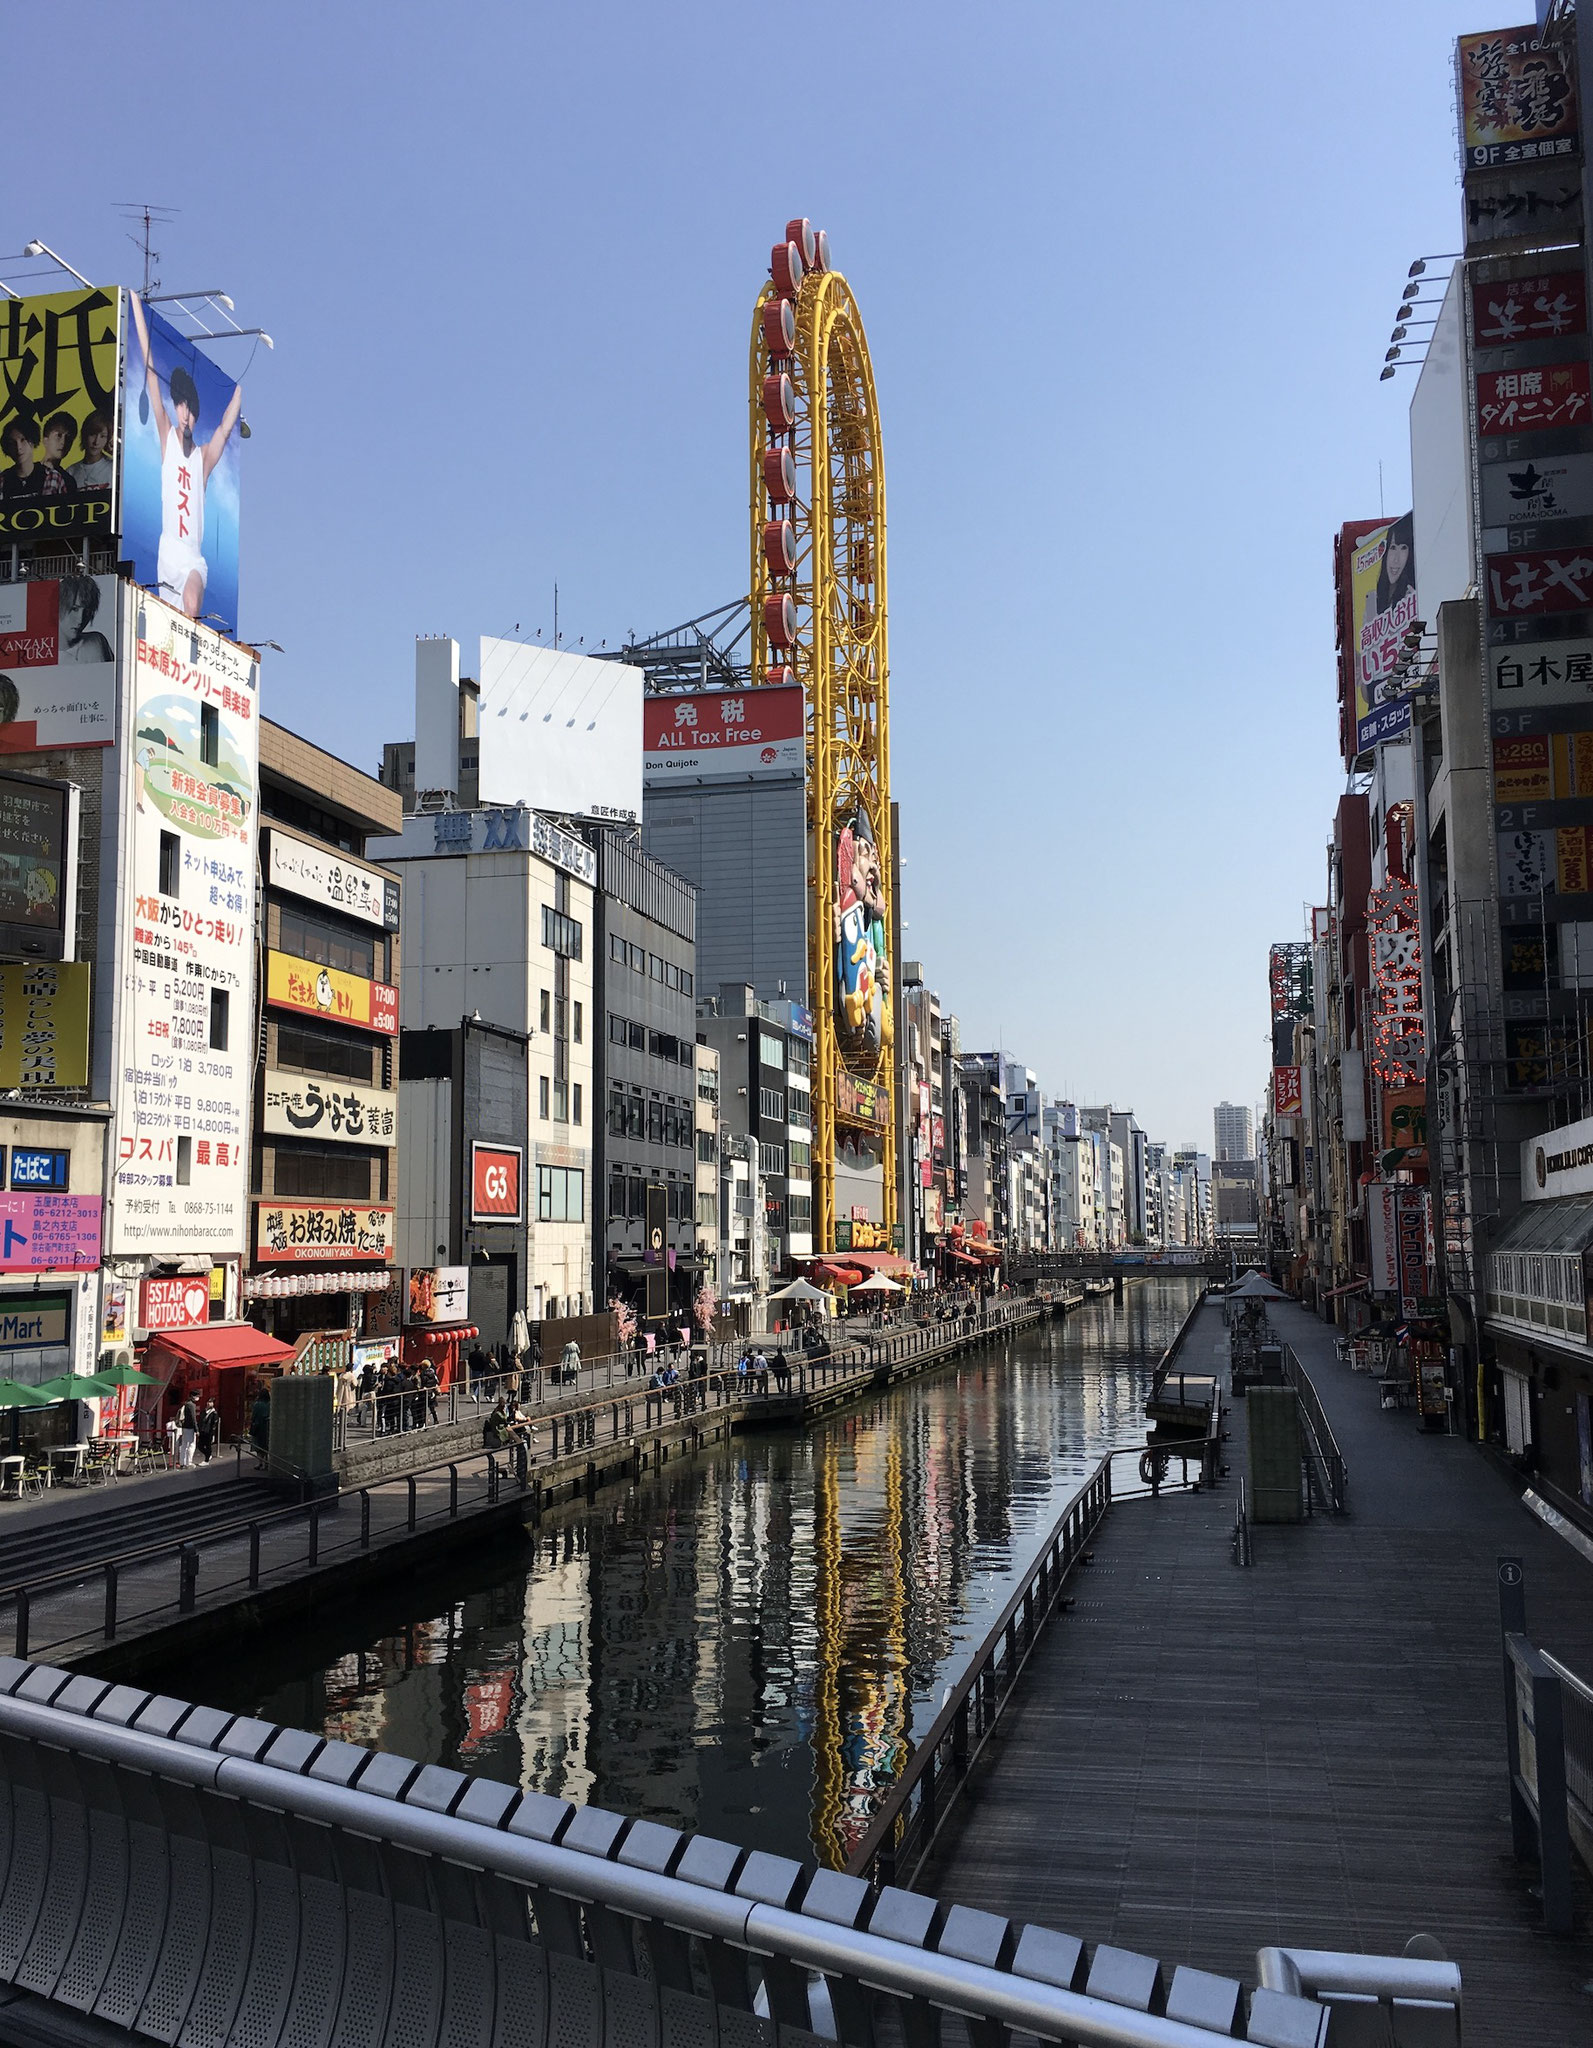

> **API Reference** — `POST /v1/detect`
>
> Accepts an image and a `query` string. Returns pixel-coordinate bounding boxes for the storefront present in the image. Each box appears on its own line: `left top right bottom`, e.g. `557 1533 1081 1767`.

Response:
142 1323 300 1442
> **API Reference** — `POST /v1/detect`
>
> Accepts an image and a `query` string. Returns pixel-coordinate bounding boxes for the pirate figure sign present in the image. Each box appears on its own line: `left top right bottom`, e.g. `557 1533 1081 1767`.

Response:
834 805 891 1060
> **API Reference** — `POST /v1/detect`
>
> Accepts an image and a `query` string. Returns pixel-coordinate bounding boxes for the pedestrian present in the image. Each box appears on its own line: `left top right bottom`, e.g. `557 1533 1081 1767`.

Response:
177 1390 199 1468
198 1399 221 1463
418 1357 440 1426
466 1344 489 1402
249 1386 270 1464
561 1338 581 1385
483 1398 511 1450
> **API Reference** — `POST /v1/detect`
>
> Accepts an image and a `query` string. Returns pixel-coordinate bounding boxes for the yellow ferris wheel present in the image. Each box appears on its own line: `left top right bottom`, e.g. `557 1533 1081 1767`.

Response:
749 219 896 1258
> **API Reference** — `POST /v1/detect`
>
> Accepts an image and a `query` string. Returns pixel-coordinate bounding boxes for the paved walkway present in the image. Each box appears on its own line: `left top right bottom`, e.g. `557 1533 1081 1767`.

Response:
923 1296 1593 2047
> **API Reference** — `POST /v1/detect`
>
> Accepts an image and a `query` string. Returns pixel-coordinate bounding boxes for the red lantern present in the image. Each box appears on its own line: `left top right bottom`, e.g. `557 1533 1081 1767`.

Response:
770 241 804 297
761 372 795 430
785 217 817 270
762 299 796 355
763 593 797 647
763 520 795 576
763 447 797 503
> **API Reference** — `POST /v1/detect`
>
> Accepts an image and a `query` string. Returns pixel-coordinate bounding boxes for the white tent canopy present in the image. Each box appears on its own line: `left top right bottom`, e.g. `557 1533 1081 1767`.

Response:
768 1277 832 1303
850 1272 904 1293
1228 1270 1287 1300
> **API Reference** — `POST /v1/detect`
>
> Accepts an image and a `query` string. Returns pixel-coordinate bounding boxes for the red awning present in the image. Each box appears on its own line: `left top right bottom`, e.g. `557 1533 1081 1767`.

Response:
1323 1278 1369 1299
148 1325 299 1371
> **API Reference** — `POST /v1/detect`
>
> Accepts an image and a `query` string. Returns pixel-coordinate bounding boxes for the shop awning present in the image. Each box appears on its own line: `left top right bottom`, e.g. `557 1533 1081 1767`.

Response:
147 1325 299 1371
1491 1193 1593 1261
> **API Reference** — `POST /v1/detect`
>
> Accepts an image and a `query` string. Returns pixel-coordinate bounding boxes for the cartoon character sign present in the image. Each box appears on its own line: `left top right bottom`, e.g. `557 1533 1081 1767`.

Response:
834 806 891 1061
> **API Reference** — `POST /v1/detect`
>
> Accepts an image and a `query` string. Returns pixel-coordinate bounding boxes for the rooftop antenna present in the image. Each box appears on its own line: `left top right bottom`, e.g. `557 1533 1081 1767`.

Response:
554 581 560 649
118 203 177 296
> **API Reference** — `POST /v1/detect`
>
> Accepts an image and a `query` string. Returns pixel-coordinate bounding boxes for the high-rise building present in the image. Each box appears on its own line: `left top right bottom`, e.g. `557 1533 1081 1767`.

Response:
1213 1102 1254 1162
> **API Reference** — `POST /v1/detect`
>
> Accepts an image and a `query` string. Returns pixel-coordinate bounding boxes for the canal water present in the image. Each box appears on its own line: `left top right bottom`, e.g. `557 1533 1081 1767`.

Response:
187 1278 1197 1869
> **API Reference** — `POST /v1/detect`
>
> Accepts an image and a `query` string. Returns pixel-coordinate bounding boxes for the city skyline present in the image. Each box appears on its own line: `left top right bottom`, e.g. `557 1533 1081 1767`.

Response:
2 0 1484 1145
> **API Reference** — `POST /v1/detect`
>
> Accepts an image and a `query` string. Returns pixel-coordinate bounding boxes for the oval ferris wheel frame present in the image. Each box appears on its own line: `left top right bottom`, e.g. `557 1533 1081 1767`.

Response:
749 262 895 1259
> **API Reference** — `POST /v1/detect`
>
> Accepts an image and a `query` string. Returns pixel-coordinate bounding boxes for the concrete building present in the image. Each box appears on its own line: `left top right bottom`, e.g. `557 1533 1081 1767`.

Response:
693 1043 719 1294
696 988 814 1295
1213 1102 1254 1163
246 722 404 1361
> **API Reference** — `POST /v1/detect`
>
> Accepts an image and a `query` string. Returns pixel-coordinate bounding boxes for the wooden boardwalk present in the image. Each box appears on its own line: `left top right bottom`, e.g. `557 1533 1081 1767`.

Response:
922 1297 1593 2047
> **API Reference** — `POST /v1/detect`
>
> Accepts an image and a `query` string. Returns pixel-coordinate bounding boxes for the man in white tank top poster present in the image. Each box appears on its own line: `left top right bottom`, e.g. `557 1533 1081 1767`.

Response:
128 292 242 621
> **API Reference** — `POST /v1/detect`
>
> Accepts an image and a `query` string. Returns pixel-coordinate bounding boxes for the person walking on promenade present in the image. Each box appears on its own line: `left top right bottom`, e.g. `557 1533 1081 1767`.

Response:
418 1357 440 1426
197 1399 221 1463
177 1392 199 1468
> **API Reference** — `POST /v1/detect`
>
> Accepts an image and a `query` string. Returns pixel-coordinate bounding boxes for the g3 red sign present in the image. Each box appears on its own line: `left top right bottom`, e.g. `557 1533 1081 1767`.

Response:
471 1144 522 1222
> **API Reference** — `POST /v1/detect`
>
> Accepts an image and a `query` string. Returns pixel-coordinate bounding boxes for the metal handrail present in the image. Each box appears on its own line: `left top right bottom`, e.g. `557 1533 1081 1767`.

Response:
1281 1346 1347 1514
846 1454 1113 1888
0 1673 1451 2048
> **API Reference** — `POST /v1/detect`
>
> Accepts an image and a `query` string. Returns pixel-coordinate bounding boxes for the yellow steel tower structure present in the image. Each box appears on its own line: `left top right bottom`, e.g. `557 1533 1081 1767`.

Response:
749 222 895 1258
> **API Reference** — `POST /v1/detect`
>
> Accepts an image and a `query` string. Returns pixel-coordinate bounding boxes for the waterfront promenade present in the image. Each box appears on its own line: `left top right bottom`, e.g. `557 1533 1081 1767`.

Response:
923 1295 1593 2045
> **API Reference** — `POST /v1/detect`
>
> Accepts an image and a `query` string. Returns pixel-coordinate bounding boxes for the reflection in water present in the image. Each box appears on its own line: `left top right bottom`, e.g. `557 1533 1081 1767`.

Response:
193 1280 1196 1865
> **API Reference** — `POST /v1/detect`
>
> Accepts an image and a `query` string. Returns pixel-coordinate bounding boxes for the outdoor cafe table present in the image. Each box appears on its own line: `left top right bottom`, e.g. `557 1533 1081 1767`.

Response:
45 1445 85 1486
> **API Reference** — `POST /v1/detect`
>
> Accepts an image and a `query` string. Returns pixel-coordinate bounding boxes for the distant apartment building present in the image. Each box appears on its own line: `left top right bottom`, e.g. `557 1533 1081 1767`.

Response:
1214 1101 1254 1162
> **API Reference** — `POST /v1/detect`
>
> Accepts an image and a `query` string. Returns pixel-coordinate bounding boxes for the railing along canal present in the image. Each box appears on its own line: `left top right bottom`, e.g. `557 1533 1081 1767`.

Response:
1 1298 1046 1665
1281 1344 1347 1514
846 1454 1114 1889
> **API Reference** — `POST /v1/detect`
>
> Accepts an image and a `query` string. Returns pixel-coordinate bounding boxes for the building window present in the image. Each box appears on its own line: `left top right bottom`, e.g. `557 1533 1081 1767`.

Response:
176 1134 192 1185
650 953 664 981
608 1168 627 1219
537 1165 584 1222
648 1098 663 1145
760 1032 783 1072
276 1019 374 1084
629 943 646 972
273 1143 375 1200
789 1194 812 1226
279 901 377 979
208 988 229 1050
628 1020 645 1051
539 1074 550 1119
542 905 583 959
697 1130 716 1164
609 1012 627 1045
200 701 219 767
788 1039 811 1078
698 1069 718 1103
553 1079 568 1123
628 1174 645 1219
573 1083 583 1126
789 1139 811 1172
788 1098 811 1132
159 830 180 898
540 989 551 1033
609 1086 627 1135
610 933 627 964
697 1192 717 1230
681 970 693 996
573 1001 583 1044
760 1087 785 1122
759 1142 785 1176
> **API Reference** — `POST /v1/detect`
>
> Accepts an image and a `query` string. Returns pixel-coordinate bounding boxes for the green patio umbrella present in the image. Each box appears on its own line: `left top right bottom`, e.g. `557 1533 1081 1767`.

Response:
33 1374 113 1402
0 1381 54 1409
93 1360 159 1387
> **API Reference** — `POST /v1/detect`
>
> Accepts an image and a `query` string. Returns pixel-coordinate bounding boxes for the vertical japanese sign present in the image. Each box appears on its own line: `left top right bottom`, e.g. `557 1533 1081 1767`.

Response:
121 298 244 640
0 287 120 548
1368 876 1425 1086
1341 516 1419 754
111 592 259 1254
1457 26 1579 169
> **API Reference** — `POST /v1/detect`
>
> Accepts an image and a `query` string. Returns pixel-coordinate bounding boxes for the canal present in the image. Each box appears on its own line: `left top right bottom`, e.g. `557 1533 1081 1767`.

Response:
180 1278 1198 1869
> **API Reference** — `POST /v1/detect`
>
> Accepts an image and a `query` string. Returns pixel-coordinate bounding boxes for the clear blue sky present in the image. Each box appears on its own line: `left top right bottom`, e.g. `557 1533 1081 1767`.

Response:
10 1 1484 1149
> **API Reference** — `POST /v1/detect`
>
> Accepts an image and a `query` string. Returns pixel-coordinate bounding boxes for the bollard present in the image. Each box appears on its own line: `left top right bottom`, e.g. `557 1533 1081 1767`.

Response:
102 1561 118 1640
249 1522 261 1588
360 1491 371 1548
406 1475 417 1532
179 1544 198 1614
14 1588 28 1662
449 1464 458 1516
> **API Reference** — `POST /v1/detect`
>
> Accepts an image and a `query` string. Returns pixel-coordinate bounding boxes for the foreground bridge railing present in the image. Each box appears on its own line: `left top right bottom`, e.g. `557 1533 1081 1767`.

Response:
0 1658 1458 2048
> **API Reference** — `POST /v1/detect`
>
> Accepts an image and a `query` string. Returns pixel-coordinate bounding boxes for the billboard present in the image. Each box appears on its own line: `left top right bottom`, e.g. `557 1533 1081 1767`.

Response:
0 770 72 959
0 1194 99 1273
406 1266 469 1324
1382 1087 1428 1165
1475 362 1589 436
0 288 120 546
262 1070 397 1145
471 1143 523 1221
1486 544 1593 616
254 1201 394 1264
0 574 119 752
139 1275 211 1331
1472 269 1586 344
642 684 805 782
834 805 890 1065
122 296 243 638
1272 1066 1302 1117
266 952 398 1034
477 640 643 820
1343 516 1419 754
112 595 259 1254
0 961 89 1088
1481 451 1593 526
1457 26 1578 169
267 829 399 930
1490 636 1593 706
